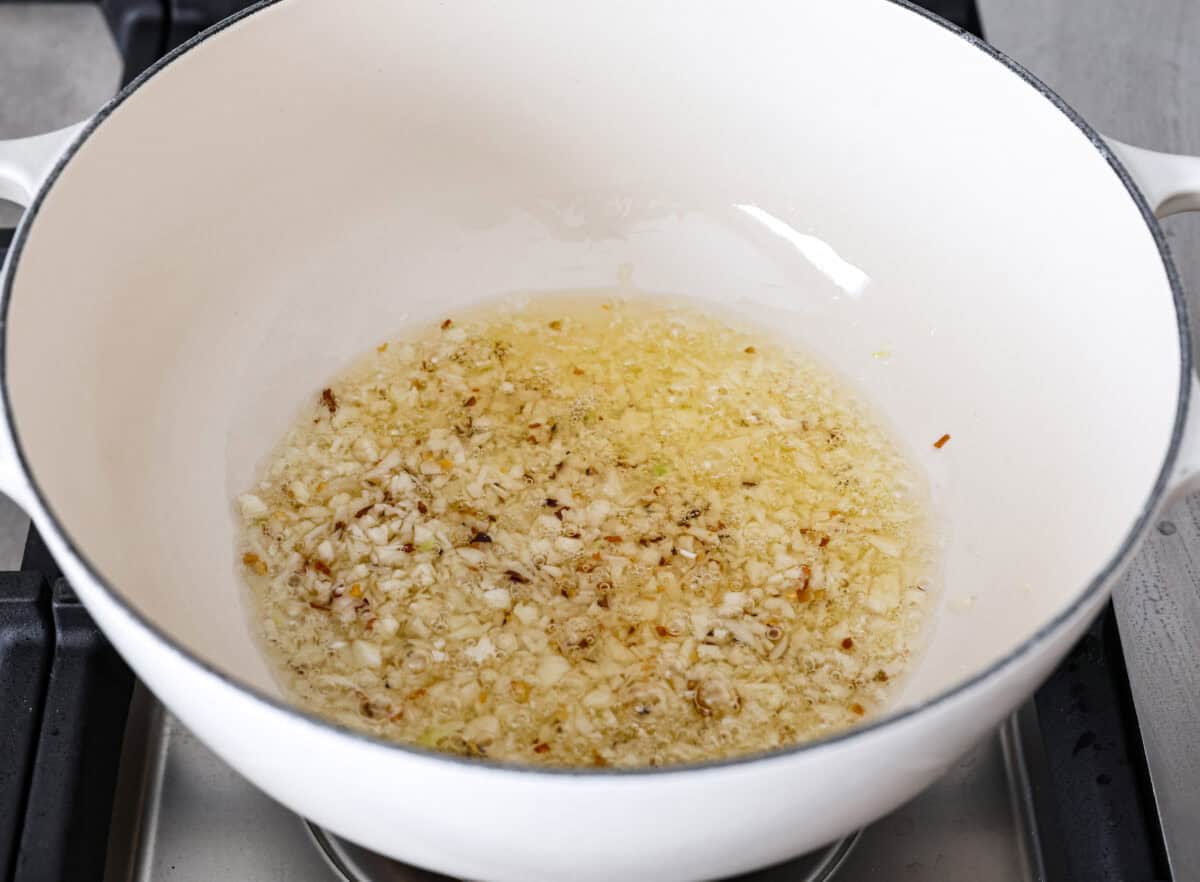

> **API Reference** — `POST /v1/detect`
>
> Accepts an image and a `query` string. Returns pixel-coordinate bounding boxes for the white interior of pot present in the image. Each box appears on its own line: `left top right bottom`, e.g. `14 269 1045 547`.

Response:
5 0 1181 712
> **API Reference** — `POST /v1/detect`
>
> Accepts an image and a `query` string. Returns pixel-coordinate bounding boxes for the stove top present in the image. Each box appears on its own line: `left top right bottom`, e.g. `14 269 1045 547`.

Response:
101 690 1034 881
0 1 1184 880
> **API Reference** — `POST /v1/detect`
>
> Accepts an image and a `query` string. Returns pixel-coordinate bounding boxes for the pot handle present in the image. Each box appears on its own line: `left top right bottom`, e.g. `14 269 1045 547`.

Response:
0 122 87 209
1106 138 1200 503
0 122 87 512
1106 138 1200 219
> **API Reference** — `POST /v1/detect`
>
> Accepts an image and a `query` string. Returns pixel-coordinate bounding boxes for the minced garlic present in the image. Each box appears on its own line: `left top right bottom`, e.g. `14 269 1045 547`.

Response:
236 296 935 767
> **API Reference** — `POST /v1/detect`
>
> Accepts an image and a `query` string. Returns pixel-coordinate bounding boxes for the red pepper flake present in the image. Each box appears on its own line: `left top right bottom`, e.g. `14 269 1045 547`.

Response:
533 742 551 754
354 504 373 518
592 752 609 767
402 543 415 553
440 318 453 330
320 388 338 413
312 560 332 577
464 395 477 407
417 501 428 515
850 703 866 716
604 535 623 543
933 433 951 449
841 637 854 650
654 625 669 637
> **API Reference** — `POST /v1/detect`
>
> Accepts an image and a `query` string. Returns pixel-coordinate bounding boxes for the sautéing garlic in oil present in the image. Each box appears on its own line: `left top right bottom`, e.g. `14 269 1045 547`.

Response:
237 296 936 767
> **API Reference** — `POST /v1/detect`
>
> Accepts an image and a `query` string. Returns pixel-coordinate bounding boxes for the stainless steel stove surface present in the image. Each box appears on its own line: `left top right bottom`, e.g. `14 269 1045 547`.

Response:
105 691 1044 882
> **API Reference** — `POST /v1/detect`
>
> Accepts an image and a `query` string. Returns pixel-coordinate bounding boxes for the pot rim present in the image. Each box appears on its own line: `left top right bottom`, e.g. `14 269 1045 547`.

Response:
0 0 1190 778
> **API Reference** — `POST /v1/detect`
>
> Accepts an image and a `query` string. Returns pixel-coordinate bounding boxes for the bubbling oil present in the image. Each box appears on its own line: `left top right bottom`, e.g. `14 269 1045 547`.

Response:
236 295 936 766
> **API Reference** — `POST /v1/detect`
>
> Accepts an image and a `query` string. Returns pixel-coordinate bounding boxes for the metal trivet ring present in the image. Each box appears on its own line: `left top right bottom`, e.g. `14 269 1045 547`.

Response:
308 822 860 882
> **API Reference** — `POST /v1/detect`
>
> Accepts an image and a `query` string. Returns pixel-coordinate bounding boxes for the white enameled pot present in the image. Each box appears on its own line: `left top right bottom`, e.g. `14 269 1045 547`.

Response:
3 2 1200 880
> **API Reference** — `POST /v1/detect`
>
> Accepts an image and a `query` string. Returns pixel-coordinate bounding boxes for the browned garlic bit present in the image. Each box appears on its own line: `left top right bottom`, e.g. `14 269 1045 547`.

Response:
236 296 935 767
